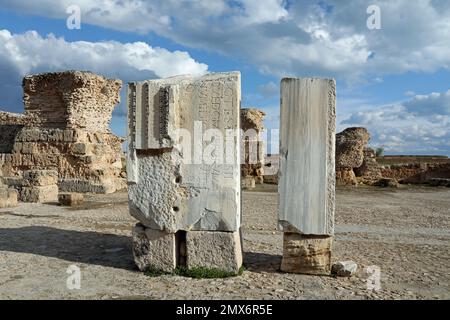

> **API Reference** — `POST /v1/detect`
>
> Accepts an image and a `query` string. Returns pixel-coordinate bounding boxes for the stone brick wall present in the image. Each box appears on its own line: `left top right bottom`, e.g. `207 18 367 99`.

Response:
240 108 265 187
0 71 125 194
23 71 121 132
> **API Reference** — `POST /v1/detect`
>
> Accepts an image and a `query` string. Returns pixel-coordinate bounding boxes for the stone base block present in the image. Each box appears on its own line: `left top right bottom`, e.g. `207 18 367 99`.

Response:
132 223 176 273
0 188 18 208
20 185 58 203
58 192 84 206
281 233 332 275
186 230 243 274
241 177 256 190
23 170 58 186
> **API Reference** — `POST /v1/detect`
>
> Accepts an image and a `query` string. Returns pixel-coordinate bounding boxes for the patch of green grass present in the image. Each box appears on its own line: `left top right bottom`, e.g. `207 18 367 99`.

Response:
144 268 170 277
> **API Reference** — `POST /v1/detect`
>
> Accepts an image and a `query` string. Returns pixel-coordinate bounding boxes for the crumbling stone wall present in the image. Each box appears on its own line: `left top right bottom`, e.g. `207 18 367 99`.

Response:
240 108 265 188
354 147 382 184
380 162 450 184
0 71 125 194
23 71 121 132
335 127 370 185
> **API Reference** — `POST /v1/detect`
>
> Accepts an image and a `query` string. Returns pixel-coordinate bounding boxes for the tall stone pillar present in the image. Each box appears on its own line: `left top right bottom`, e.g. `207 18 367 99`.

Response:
127 72 242 274
278 78 336 275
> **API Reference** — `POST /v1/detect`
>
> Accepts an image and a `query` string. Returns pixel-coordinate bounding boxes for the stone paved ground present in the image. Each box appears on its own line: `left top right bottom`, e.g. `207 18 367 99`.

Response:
0 185 449 300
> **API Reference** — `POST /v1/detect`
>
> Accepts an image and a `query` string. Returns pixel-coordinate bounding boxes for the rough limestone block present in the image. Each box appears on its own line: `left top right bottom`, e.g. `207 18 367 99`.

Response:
127 72 241 232
132 223 176 273
23 170 58 186
20 185 58 203
0 188 18 208
71 143 90 155
186 230 243 274
281 233 332 275
58 192 84 206
279 78 336 235
241 176 256 189
22 71 122 133
331 260 358 277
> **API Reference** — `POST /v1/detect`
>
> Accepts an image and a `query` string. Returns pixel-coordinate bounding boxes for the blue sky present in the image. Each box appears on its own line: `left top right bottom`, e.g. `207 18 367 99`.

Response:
0 0 449 155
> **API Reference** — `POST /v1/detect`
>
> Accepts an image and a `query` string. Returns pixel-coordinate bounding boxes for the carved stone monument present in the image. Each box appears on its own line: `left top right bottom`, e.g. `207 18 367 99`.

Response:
279 78 336 275
127 72 242 274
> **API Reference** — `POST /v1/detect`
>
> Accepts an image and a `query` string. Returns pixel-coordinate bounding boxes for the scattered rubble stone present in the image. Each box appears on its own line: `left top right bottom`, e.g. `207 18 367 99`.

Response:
332 261 358 277
374 178 400 188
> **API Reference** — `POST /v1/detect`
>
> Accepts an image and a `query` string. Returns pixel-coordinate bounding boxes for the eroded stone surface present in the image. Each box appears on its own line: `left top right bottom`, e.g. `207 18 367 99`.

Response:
240 108 265 187
0 71 126 194
279 78 336 236
23 71 121 132
186 230 243 274
0 185 18 208
335 127 370 169
335 127 370 186
331 260 358 277
132 223 176 273
20 185 58 203
127 72 241 233
281 233 332 275
336 168 358 186
23 170 58 186
354 147 382 183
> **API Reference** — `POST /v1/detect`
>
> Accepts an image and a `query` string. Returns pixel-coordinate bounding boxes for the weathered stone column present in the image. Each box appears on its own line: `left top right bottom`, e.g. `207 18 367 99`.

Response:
240 108 266 189
127 72 242 274
279 78 336 275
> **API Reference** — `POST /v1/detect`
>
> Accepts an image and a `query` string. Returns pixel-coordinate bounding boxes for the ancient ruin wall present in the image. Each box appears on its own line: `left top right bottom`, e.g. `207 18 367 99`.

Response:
0 71 125 194
240 108 265 187
23 71 121 132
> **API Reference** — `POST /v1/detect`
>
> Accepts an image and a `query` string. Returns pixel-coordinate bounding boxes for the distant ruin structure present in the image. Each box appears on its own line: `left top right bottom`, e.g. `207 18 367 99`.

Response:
240 108 265 189
335 127 370 185
0 71 126 200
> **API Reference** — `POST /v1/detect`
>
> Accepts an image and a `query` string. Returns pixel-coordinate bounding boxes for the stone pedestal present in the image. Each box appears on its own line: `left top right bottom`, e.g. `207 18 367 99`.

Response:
186 230 242 273
127 72 242 274
132 223 177 273
278 78 336 275
281 233 332 275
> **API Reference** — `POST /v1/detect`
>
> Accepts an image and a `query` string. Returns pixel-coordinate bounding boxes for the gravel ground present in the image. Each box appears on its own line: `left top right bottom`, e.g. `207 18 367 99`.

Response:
0 185 449 300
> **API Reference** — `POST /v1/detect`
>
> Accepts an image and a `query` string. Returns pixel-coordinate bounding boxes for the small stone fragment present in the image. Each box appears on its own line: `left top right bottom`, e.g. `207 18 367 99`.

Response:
331 261 358 277
58 192 84 206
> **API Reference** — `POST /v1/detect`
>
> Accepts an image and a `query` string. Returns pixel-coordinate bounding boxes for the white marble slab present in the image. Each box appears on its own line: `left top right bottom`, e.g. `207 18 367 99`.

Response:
278 78 336 235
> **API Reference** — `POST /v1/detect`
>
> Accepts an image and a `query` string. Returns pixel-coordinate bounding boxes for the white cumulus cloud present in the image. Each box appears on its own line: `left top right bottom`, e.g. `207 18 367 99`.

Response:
0 29 208 114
